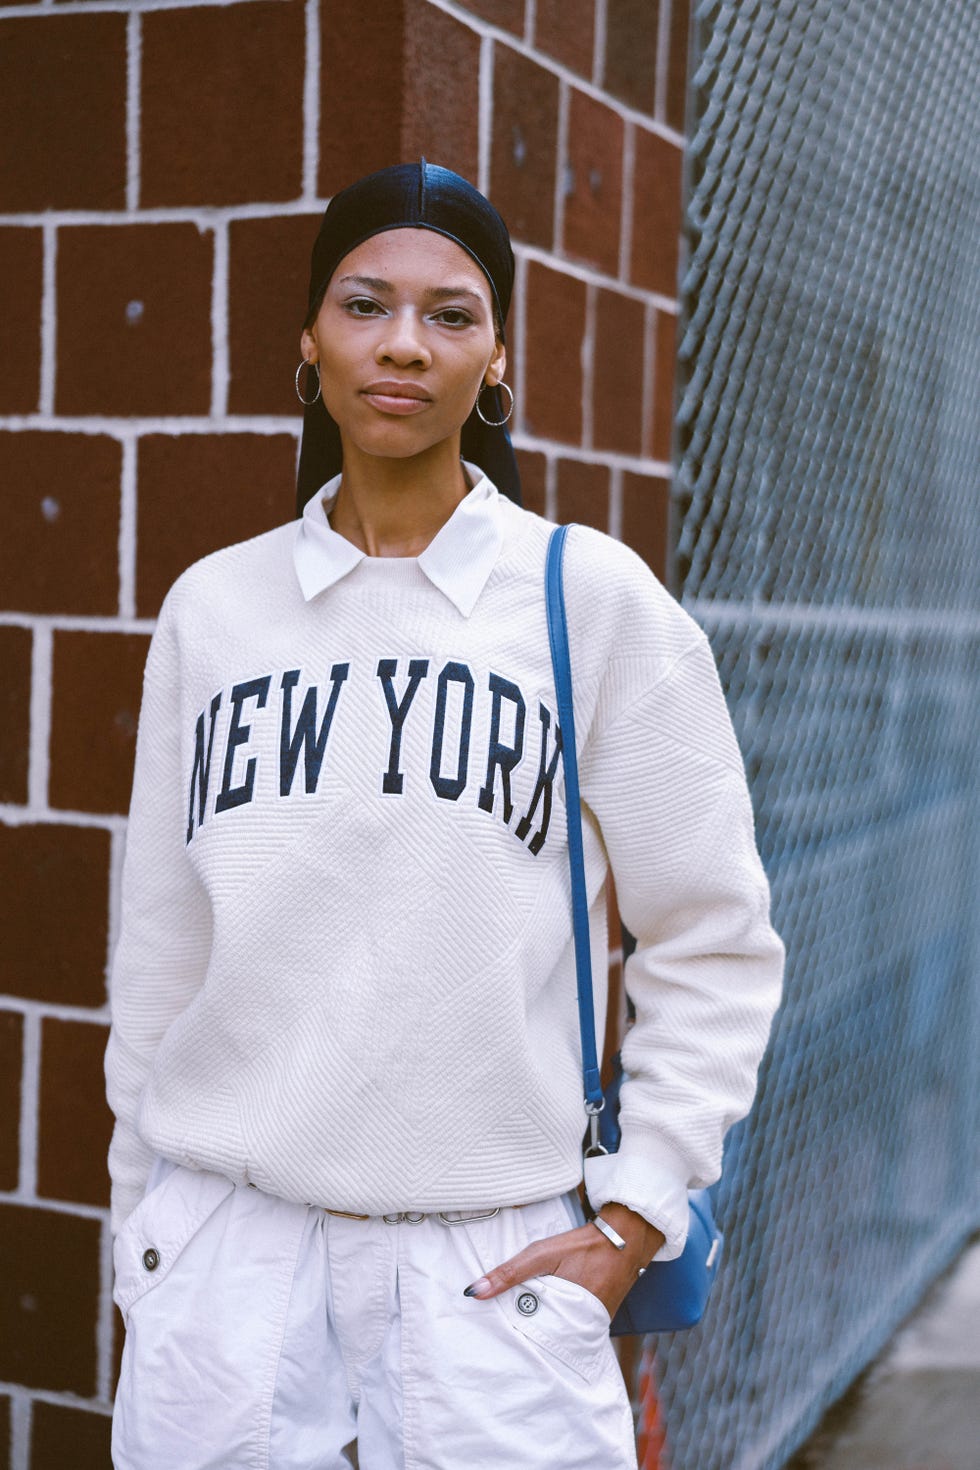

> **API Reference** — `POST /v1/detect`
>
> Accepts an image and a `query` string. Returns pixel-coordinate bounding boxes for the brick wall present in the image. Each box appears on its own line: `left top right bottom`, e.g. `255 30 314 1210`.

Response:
0 2 689 1463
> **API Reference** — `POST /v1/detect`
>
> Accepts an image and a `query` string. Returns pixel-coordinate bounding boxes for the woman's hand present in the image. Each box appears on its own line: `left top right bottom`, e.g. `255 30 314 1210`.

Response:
463 1202 666 1319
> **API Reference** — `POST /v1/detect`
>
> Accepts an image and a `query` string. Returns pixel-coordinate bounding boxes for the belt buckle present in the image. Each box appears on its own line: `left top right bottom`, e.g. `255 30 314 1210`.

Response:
437 1207 501 1226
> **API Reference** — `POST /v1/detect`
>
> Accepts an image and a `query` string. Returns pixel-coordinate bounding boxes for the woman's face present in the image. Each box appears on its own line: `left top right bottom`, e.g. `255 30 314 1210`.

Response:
300 228 506 464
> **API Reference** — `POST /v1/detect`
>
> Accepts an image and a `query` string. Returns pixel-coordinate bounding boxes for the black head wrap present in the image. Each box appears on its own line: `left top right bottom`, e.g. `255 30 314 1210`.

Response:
296 160 519 517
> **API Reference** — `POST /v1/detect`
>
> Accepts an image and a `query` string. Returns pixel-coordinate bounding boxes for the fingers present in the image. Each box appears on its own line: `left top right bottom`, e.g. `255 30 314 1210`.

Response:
462 1239 558 1300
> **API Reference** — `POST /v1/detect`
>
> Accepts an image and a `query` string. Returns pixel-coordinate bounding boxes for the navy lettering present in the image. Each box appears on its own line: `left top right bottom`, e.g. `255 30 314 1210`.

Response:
515 704 563 855
215 676 271 813
429 661 475 801
185 691 222 843
279 664 350 795
478 674 526 823
378 658 429 794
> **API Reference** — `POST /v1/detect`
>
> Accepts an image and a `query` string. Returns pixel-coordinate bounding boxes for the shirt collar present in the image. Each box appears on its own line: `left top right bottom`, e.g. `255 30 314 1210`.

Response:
293 462 505 618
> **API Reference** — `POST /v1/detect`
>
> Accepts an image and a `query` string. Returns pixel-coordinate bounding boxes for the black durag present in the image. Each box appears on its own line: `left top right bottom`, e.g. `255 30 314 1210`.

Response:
296 160 520 518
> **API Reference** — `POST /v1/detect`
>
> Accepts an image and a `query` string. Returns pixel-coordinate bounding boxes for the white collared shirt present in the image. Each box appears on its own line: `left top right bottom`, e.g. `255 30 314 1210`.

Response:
293 463 505 618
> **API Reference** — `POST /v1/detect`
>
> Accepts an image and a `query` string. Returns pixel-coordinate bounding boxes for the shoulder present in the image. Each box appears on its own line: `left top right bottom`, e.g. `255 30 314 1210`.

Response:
157 518 299 628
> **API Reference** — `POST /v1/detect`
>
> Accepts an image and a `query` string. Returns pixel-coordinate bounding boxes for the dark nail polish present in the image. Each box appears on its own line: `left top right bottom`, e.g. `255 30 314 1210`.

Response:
463 1284 477 1297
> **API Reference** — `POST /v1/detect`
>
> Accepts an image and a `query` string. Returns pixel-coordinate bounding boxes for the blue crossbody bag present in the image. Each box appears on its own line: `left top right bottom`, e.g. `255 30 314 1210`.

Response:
545 523 724 1336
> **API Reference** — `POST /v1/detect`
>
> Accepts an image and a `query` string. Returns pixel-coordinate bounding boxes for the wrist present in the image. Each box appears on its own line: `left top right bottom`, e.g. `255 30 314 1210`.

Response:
597 1201 665 1264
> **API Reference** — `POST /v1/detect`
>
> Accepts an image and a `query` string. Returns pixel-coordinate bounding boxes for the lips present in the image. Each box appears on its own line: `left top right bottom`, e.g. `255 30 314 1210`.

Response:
361 380 433 415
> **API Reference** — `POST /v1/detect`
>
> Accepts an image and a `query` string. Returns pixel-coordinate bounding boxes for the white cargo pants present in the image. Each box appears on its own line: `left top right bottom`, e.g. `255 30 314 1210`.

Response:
111 1159 638 1469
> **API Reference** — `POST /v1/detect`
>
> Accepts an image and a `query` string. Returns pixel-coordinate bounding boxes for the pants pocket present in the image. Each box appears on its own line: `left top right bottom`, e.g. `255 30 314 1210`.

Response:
112 1161 235 1322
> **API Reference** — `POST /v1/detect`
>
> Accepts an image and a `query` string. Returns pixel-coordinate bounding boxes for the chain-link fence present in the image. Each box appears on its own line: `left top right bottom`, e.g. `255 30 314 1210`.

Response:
642 2 980 1466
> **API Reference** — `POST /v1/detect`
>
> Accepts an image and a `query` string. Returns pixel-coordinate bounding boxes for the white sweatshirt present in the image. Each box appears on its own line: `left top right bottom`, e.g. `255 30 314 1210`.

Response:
104 470 784 1256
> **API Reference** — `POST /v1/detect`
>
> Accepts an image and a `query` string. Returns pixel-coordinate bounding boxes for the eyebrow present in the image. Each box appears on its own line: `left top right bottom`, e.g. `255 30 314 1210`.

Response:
336 274 486 305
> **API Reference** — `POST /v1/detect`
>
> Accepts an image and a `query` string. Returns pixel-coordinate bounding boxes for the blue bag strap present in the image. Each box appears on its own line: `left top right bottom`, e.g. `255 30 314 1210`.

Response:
545 525 604 1120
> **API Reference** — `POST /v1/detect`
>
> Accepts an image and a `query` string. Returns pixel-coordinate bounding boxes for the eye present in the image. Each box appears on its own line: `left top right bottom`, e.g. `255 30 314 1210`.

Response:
433 307 474 327
345 297 384 317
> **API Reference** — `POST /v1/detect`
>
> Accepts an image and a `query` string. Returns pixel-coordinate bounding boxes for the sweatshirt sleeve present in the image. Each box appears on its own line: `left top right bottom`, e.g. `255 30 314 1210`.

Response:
104 592 213 1235
579 630 784 1260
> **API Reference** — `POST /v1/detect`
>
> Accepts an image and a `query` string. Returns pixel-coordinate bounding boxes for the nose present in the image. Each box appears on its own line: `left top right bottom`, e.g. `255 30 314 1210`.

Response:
376 309 431 369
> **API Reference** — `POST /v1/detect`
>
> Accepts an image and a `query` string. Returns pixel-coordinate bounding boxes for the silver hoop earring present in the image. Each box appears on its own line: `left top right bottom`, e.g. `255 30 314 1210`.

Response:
476 381 514 427
295 360 321 406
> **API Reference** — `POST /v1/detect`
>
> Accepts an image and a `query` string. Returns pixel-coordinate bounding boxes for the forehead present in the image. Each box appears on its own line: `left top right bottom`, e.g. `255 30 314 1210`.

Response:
329 228 493 301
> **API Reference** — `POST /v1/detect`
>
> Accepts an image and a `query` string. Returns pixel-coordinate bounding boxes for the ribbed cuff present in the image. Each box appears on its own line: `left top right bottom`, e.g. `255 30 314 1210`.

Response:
583 1134 691 1261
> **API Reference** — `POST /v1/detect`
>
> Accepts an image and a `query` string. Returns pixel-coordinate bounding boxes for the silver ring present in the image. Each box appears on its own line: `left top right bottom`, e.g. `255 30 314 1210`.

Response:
475 381 514 426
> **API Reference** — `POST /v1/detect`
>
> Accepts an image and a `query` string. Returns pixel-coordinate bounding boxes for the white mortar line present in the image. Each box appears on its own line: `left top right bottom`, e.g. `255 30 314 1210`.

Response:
0 997 112 1024
27 625 52 812
512 250 528 435
211 218 230 417
524 0 536 47
126 9 141 212
39 223 57 417
107 824 126 980
0 616 155 637
0 414 302 436
640 299 656 459
17 1010 40 1199
618 118 636 282
96 1215 115 1402
544 452 557 522
0 1193 112 1224
302 0 321 201
686 599 980 638
118 435 137 620
655 0 672 126
508 435 672 474
553 78 570 254
0 0 276 15
582 282 596 450
478 36 493 197
593 0 608 90
608 463 623 539
1 201 331 228
9 1392 29 1470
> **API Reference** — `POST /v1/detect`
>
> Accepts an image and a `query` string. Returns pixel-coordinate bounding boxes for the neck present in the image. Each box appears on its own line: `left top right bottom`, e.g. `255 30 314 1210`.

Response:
329 438 471 557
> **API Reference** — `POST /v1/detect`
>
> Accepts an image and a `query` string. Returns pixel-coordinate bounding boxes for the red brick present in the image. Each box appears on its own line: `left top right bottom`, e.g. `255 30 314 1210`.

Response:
651 307 678 460
136 434 298 618
0 626 31 806
630 128 683 295
320 1 405 195
0 14 125 210
57 225 213 417
0 824 110 1006
0 229 42 413
141 2 304 207
459 0 524 34
535 0 594 76
556 459 610 531
666 0 691 132
621 470 669 573
37 1019 113 1209
31 1402 112 1470
514 448 547 517
0 1012 22 1192
490 46 560 248
523 263 587 443
403 0 481 184
228 214 323 415
0 1204 101 1394
0 433 121 617
593 289 645 455
49 632 150 817
563 90 624 275
604 0 660 114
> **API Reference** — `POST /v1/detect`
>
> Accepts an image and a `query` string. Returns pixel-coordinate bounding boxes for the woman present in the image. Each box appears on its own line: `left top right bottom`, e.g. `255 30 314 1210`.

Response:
105 160 783 1469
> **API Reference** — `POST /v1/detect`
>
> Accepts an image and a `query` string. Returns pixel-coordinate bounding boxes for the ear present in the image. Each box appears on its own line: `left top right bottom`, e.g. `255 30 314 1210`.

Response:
484 340 507 388
300 326 318 364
